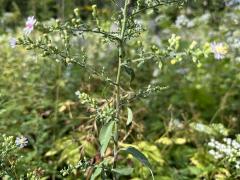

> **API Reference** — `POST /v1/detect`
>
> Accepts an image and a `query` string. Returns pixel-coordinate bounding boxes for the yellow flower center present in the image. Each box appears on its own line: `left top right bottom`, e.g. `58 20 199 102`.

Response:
215 45 228 55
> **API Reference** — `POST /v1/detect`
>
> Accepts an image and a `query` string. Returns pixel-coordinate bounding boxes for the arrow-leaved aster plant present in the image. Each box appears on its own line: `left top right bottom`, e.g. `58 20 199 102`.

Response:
16 0 188 179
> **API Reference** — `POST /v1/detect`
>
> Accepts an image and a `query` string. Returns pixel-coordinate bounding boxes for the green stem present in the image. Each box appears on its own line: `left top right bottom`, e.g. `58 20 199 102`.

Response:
113 0 129 179
75 29 120 41
130 0 182 17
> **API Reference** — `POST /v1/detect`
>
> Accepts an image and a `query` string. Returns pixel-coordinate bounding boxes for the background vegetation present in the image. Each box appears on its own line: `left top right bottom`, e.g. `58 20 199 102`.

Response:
1 0 240 179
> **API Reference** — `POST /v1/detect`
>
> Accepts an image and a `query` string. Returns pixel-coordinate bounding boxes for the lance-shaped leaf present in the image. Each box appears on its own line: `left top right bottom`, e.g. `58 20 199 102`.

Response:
122 65 135 82
112 167 133 176
122 146 154 180
91 166 102 180
99 121 115 156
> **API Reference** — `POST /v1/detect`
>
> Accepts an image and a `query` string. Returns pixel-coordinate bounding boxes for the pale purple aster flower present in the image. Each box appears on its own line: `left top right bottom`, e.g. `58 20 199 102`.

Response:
210 42 228 60
23 16 36 35
9 38 17 48
15 136 28 148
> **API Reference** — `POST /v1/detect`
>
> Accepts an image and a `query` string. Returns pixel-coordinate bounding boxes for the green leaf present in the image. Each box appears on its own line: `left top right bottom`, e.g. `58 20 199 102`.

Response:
123 146 155 180
112 167 133 176
90 166 102 180
45 149 58 157
123 146 151 168
123 65 135 82
127 107 133 126
99 121 115 156
81 140 97 156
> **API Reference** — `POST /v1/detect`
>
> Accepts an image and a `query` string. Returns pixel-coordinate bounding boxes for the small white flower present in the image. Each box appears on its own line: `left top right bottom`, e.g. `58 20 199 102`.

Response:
110 23 119 33
236 161 240 169
208 141 215 147
232 140 240 149
175 15 193 28
23 16 36 35
195 123 206 132
215 152 223 159
15 136 28 148
9 38 17 48
223 138 232 145
209 149 216 156
152 68 160 77
169 119 184 130
75 90 80 96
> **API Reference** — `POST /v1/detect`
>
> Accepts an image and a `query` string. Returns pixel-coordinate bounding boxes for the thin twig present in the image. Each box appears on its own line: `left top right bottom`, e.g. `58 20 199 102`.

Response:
130 0 183 17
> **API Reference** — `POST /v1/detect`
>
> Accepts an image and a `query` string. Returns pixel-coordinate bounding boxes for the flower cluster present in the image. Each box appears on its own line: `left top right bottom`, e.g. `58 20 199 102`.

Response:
168 34 181 50
208 138 240 169
227 36 240 49
175 15 194 28
75 91 97 109
75 90 116 123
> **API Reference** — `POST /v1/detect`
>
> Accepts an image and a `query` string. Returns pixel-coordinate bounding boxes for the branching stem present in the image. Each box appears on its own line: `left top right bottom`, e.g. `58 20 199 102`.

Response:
131 0 182 17
113 0 129 179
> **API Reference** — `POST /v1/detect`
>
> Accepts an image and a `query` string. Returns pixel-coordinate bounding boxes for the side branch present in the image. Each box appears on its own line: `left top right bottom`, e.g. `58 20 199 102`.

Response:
131 0 183 17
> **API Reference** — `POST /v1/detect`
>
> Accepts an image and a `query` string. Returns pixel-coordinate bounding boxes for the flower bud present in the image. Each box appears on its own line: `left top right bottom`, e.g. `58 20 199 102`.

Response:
71 18 76 24
92 5 97 17
65 57 70 64
55 19 60 28
74 8 80 17
43 34 48 40
43 51 49 56
26 46 32 50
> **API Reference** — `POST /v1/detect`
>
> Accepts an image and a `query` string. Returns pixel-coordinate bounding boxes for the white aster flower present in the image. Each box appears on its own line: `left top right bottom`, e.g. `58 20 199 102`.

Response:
15 136 28 148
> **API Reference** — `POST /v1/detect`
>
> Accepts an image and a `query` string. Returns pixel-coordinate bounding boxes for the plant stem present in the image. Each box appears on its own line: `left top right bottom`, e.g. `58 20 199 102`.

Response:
130 0 182 17
113 0 129 179
74 29 121 41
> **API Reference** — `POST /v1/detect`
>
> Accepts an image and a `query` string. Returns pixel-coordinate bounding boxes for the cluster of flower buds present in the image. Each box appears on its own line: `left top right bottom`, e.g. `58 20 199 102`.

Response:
168 34 181 51
75 91 97 109
96 106 116 123
208 137 240 169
